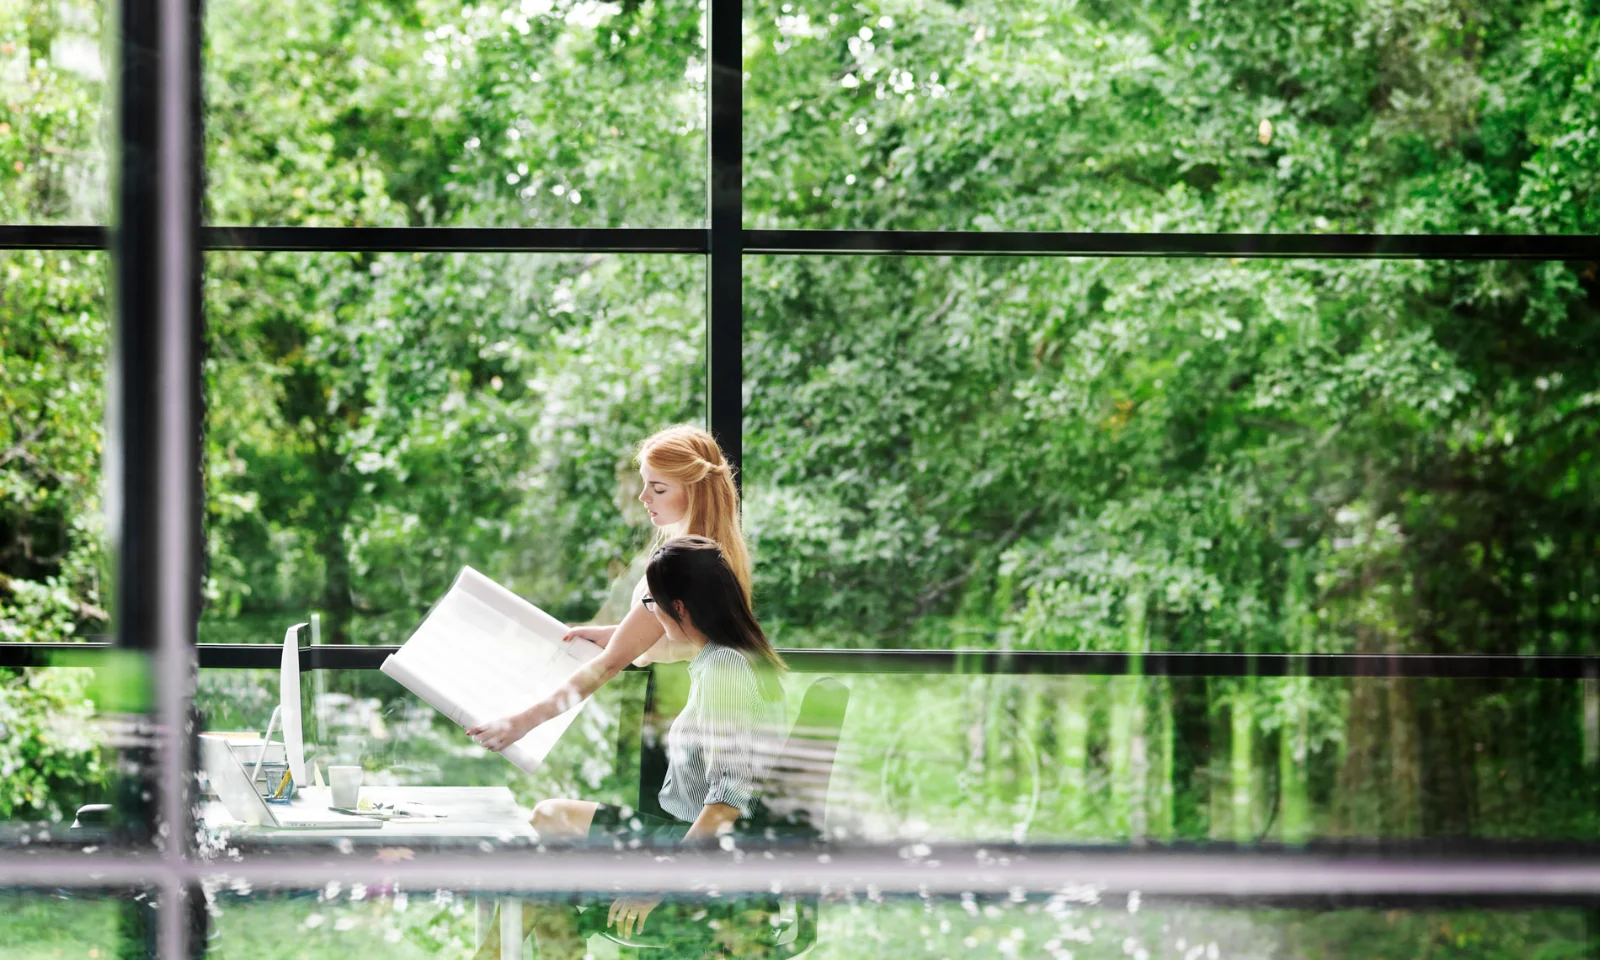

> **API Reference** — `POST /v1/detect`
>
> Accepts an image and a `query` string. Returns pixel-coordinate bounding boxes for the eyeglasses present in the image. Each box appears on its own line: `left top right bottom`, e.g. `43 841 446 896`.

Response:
641 595 657 611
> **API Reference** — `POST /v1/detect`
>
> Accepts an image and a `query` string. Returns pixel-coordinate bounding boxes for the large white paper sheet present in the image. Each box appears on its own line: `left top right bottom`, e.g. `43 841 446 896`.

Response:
381 567 604 775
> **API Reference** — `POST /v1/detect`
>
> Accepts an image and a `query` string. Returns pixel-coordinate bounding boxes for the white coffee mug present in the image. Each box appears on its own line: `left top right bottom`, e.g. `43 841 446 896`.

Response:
329 764 363 809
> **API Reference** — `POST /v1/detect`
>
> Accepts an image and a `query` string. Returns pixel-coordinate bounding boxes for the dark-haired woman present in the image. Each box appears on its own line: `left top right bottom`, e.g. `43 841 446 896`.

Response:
471 535 788 956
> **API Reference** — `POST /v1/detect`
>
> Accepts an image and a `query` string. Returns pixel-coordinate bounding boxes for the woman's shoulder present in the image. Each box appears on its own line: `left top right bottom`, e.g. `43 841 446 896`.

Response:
695 643 755 672
694 645 772 687
694 645 785 703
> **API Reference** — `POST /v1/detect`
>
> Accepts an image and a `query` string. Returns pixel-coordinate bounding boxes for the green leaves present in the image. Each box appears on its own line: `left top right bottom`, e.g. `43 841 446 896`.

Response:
203 250 704 632
0 667 104 821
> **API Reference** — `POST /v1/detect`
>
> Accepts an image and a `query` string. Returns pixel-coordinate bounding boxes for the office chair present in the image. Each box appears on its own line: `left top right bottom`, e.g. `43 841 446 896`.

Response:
598 673 850 958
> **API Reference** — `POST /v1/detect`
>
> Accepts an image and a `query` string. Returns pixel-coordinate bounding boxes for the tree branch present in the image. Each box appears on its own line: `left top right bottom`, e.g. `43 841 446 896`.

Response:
909 506 1040 620
0 572 110 623
0 422 49 469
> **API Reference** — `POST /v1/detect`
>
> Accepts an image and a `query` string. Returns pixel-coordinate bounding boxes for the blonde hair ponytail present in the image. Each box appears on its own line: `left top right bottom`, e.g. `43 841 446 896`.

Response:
636 425 752 604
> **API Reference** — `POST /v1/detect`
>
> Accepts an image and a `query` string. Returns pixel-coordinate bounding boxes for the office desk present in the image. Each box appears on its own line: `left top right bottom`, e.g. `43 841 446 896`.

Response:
200 785 538 959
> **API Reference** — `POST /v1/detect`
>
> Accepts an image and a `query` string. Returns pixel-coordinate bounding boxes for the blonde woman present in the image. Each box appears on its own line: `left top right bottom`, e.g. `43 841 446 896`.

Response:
466 424 753 832
570 423 751 666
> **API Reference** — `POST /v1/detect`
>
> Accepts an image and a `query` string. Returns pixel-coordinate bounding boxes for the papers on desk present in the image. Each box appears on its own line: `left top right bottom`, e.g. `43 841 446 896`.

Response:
381 566 604 775
331 798 452 821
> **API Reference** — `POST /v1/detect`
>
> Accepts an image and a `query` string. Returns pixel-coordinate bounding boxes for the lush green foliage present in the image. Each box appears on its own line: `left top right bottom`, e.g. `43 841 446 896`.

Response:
0 666 102 820
746 0 1600 234
2 0 1599 849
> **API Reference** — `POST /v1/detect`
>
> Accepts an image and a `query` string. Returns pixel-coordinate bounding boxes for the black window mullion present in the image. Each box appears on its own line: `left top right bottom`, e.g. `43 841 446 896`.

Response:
741 229 1600 260
112 0 204 953
5 223 1596 261
706 0 743 486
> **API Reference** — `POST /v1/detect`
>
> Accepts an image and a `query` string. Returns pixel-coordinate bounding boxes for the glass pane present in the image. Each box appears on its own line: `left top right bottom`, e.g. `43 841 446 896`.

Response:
0 889 150 958
744 0 1600 233
0 664 119 848
204 0 707 228
0 251 129 854
745 256 1600 655
0 0 110 224
795 671 1600 845
201 885 1596 958
202 252 705 645
198 250 703 867
189 662 1599 853
194 666 646 837
0 251 108 639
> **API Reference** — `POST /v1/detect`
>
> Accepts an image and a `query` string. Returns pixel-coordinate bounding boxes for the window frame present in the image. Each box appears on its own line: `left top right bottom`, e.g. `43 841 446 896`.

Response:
1 0 1600 955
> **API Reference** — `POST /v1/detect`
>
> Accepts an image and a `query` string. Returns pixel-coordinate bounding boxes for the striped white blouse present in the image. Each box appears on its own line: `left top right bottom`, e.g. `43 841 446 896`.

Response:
658 643 788 822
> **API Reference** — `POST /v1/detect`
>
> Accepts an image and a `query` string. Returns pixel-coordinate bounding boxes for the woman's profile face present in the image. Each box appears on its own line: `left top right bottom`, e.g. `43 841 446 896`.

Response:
647 595 694 643
638 465 689 527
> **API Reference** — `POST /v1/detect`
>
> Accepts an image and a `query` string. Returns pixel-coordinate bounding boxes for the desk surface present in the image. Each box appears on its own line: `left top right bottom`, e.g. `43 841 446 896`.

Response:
201 785 538 843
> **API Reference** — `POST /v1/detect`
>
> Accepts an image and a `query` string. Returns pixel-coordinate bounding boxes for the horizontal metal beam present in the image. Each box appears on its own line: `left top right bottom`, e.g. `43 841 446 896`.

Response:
203 226 709 254
776 649 1600 680
5 844 1600 907
0 224 107 250
3 642 1597 679
6 224 1600 261
0 225 707 253
743 229 1600 260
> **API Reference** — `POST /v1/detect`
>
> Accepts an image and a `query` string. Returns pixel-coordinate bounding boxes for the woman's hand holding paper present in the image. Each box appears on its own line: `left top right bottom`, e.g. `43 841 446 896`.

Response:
561 624 614 648
466 703 549 752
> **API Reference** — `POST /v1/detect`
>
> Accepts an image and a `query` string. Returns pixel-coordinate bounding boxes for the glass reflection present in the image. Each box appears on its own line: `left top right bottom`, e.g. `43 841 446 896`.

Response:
193 666 647 856
0 655 171 857
189 659 1600 854
201 884 1596 959
796 672 1600 845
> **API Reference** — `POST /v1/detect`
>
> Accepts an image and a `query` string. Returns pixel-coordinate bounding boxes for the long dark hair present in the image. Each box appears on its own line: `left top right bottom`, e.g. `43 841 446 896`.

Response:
645 535 787 679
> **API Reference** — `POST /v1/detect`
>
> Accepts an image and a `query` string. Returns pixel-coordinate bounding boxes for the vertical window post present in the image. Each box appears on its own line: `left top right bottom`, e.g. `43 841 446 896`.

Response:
706 0 742 488
111 0 204 952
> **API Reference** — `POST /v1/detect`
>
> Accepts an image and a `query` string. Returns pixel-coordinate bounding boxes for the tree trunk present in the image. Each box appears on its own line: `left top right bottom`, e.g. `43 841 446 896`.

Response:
320 518 353 645
1230 682 1256 843
1108 676 1135 837
1152 676 1176 841
1388 681 1421 838
1129 678 1150 840
1015 682 1045 840
1335 674 1383 837
1208 678 1231 841
1584 673 1599 771
1109 594 1148 839
1058 675 1090 834
1278 689 1311 844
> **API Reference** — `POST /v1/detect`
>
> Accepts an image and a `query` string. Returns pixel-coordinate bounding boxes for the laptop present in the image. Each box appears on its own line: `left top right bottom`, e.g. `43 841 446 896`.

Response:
201 736 383 831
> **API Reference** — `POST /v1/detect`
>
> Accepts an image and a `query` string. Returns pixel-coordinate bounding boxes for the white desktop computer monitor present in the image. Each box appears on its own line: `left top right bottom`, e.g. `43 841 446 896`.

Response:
251 622 309 789
280 622 307 788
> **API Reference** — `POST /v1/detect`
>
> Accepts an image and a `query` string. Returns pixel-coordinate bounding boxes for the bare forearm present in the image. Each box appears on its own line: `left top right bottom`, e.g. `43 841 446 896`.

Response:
517 606 663 724
683 802 741 843
517 657 621 726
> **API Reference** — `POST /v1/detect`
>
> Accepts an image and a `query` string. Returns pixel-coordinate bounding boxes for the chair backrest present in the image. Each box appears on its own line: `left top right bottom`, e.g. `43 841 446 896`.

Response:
618 674 850 956
635 671 851 840
748 677 849 842
749 677 849 956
